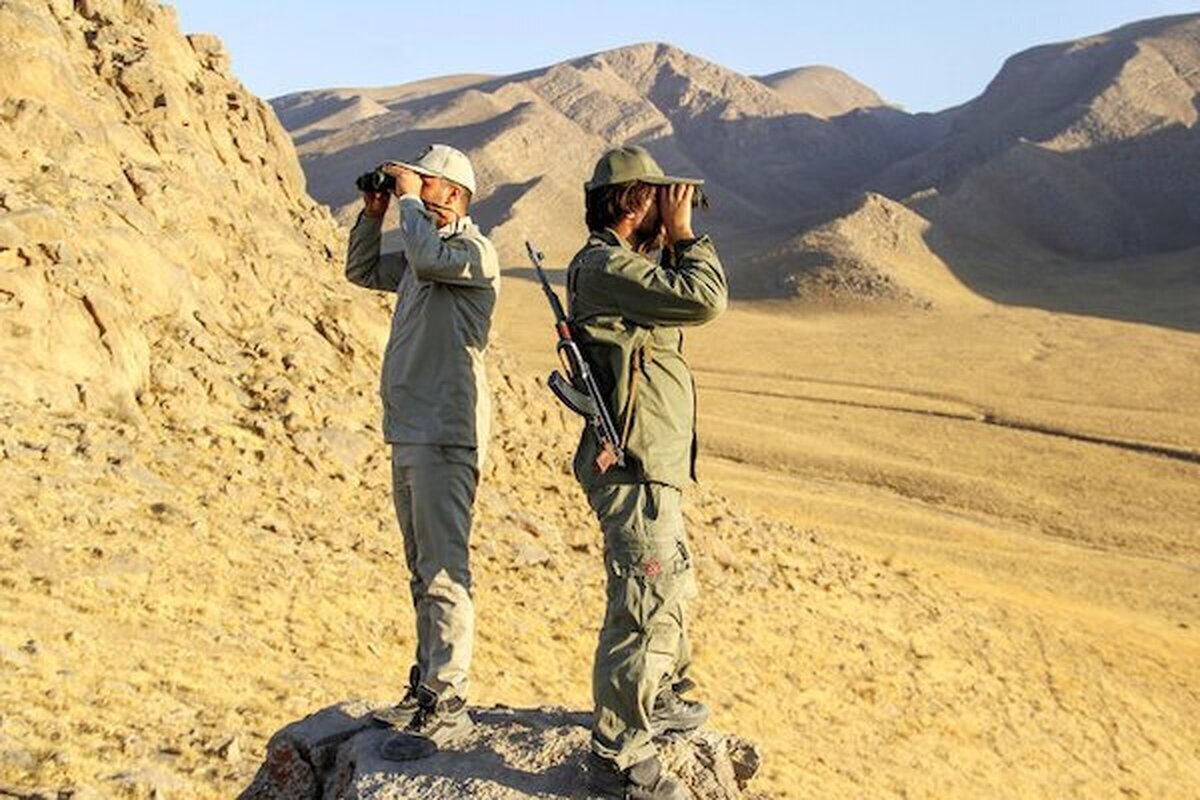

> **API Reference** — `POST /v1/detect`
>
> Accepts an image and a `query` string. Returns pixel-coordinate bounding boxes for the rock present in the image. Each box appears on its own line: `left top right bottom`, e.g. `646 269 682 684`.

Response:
217 735 242 762
565 530 594 554
186 33 230 71
110 764 193 798
238 701 380 800
512 543 552 569
711 540 738 571
60 786 104 800
239 703 763 799
0 0 354 419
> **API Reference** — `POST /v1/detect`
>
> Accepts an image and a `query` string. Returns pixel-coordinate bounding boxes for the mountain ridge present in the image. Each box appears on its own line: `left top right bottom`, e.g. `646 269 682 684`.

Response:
273 40 941 265
755 64 890 117
274 17 1200 305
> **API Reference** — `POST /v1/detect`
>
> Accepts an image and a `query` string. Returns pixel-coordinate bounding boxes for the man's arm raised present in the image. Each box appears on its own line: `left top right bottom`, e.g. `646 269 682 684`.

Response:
345 191 409 292
597 185 728 326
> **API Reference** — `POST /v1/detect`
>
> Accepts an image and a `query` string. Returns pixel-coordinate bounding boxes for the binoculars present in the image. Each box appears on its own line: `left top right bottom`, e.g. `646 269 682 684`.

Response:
358 164 710 210
355 168 395 194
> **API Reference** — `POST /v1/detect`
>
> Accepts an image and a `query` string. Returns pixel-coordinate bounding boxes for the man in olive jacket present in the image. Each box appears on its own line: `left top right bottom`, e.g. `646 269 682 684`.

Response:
568 146 728 799
344 144 499 758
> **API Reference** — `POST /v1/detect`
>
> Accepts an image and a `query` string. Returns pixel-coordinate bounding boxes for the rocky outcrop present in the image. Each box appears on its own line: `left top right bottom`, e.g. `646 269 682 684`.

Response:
238 703 764 800
0 0 364 425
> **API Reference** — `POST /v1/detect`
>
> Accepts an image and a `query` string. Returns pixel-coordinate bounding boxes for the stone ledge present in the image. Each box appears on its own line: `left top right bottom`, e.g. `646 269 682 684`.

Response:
238 702 765 799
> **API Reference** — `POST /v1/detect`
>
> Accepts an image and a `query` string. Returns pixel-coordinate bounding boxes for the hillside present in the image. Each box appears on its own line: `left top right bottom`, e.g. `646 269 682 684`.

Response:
883 13 1200 260
0 0 362 424
272 74 493 141
738 14 1200 317
734 193 984 308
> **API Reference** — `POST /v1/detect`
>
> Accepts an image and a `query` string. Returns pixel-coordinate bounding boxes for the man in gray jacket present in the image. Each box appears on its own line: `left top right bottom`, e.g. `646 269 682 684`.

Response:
344 144 499 758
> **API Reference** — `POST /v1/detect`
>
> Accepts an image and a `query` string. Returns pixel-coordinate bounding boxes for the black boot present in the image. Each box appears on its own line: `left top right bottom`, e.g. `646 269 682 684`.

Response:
650 677 709 736
587 752 686 800
372 664 422 729
379 686 473 761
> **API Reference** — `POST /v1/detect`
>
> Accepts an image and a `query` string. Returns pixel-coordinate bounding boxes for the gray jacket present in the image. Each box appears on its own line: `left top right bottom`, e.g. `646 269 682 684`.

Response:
345 195 500 464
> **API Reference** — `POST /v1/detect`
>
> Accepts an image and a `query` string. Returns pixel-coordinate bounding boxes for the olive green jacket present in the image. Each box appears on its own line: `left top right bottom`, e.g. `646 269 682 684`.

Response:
345 196 499 464
567 228 727 489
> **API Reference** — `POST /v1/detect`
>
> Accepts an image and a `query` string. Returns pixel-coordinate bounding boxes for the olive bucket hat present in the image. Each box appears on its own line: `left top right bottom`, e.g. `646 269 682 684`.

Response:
584 145 704 192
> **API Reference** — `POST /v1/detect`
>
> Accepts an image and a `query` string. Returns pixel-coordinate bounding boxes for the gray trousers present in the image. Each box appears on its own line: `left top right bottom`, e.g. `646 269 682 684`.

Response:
391 444 479 701
585 481 697 770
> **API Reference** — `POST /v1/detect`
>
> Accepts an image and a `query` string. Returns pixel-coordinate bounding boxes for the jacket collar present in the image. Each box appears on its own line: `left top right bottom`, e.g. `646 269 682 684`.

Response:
439 215 472 237
592 227 633 251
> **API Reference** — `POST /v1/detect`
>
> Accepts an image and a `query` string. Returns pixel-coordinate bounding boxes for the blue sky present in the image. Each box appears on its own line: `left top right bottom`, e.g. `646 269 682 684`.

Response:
173 1 1197 112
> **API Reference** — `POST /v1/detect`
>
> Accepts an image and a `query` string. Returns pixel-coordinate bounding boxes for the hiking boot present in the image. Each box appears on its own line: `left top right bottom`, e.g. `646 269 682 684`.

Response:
372 665 422 729
378 686 473 761
586 752 686 800
650 677 709 736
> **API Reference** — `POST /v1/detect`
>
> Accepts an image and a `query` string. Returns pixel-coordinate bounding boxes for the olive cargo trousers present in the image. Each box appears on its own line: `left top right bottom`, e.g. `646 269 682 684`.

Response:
585 481 697 769
391 445 479 702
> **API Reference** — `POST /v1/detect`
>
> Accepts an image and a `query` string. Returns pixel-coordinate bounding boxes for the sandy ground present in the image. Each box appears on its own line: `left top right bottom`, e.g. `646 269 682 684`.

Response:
1 272 1197 799
497 268 1200 798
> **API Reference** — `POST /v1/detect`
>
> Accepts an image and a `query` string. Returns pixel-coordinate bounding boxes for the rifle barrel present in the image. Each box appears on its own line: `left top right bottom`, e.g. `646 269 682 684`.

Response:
526 240 568 325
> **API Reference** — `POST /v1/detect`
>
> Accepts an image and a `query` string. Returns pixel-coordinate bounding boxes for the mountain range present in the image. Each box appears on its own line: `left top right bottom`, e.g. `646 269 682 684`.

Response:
273 16 1200 324
272 44 947 267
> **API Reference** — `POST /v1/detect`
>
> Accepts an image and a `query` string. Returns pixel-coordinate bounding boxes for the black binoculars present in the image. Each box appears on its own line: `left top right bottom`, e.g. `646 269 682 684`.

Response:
355 168 395 194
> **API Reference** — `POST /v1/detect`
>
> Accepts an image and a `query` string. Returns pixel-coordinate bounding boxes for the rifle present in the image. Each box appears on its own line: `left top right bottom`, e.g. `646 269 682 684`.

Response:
525 240 624 474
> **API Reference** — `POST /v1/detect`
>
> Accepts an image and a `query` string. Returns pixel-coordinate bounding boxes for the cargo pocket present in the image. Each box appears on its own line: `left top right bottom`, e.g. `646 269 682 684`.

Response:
592 484 694 735
619 535 692 705
604 535 691 631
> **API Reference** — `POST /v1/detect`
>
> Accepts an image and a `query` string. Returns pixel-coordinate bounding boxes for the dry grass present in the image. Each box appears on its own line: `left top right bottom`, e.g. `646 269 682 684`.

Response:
497 265 1200 798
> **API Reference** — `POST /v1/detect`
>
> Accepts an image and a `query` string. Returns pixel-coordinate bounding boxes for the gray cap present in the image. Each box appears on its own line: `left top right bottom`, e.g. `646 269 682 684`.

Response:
585 145 703 192
387 143 477 195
